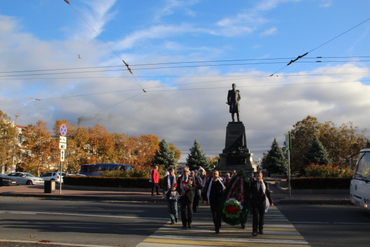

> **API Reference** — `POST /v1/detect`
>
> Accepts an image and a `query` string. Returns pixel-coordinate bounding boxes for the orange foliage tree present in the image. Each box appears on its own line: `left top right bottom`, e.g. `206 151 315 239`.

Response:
22 120 58 176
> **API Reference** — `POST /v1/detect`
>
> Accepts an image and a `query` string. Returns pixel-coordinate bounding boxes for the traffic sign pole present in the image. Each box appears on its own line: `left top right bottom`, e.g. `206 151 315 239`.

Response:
59 124 67 194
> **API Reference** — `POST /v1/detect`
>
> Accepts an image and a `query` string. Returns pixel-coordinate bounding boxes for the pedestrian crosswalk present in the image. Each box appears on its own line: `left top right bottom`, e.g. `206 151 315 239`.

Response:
136 205 310 247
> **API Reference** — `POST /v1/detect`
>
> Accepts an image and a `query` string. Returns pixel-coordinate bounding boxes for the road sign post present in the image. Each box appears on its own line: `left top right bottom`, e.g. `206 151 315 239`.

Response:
285 131 291 198
59 124 67 194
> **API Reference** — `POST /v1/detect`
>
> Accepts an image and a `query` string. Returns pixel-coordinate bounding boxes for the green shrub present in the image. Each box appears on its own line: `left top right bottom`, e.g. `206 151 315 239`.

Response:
101 165 167 178
64 176 163 188
304 163 353 178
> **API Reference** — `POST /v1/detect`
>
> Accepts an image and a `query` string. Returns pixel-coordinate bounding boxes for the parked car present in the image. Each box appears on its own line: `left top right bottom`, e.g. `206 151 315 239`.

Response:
0 173 17 186
6 172 44 185
66 173 86 176
40 171 66 184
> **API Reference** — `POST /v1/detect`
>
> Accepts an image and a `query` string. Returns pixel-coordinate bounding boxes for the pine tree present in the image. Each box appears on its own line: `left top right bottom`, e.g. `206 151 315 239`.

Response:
303 135 331 165
153 138 177 169
186 139 210 171
262 138 288 175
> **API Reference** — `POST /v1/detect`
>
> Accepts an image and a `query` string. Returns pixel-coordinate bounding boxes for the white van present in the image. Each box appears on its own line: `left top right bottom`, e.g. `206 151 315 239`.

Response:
350 148 370 210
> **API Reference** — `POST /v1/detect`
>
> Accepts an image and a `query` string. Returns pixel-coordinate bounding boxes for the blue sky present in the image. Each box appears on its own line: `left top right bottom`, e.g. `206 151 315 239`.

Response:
1 0 370 163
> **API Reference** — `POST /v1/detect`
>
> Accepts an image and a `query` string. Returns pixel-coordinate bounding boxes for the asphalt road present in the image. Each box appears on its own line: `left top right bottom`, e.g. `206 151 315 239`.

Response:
1 197 370 247
0 197 169 247
277 204 370 247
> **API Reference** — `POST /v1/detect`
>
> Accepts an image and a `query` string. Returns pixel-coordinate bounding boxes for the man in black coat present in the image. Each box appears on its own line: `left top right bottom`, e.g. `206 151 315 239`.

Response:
250 171 273 236
203 170 225 234
177 167 195 229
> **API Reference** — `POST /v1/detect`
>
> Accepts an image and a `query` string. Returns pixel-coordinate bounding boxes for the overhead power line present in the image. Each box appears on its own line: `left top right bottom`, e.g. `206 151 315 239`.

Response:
63 0 146 93
1 56 370 79
270 16 370 77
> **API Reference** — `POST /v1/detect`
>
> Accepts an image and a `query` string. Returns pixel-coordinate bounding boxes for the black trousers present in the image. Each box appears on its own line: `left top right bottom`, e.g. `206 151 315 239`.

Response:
180 196 193 226
252 204 265 232
193 194 200 212
210 200 222 230
151 183 159 195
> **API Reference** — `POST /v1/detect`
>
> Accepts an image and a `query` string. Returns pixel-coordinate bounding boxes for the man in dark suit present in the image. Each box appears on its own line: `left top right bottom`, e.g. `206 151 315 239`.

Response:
203 170 225 234
250 171 273 236
177 166 195 229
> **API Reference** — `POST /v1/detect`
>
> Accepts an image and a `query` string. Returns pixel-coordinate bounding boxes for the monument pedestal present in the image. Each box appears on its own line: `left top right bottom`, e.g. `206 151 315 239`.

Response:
217 153 255 174
216 122 256 175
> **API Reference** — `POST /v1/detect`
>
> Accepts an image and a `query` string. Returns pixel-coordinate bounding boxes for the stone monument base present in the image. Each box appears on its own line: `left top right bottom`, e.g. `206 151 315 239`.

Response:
216 152 256 176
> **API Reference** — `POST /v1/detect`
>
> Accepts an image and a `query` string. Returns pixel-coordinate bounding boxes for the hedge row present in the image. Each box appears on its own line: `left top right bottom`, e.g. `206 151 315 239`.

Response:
291 177 351 189
64 176 163 188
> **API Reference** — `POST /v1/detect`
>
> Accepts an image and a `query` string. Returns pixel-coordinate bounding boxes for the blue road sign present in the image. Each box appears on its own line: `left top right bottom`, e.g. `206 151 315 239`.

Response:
60 124 67 136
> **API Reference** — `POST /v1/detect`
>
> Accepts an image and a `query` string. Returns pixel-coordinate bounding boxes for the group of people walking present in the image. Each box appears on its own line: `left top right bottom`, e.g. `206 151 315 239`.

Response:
153 165 273 236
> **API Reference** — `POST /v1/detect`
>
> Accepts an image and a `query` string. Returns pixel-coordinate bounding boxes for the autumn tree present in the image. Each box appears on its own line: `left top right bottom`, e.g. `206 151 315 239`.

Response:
169 143 181 161
290 116 321 171
118 134 160 169
53 120 90 173
22 120 59 176
153 138 177 169
0 110 17 173
290 115 370 172
262 138 287 175
303 135 331 166
207 155 220 170
87 124 115 163
186 139 210 171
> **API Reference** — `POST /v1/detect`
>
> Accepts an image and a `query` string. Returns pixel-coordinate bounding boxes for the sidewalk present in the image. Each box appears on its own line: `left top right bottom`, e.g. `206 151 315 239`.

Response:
0 184 167 202
0 181 351 205
267 175 351 205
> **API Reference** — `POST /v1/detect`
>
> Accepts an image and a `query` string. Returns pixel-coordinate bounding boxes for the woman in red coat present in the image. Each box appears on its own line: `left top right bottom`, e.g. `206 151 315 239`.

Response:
150 164 160 195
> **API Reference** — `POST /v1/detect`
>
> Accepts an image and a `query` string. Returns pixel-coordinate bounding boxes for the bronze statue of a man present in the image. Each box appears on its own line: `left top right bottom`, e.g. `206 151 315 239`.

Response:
226 83 241 122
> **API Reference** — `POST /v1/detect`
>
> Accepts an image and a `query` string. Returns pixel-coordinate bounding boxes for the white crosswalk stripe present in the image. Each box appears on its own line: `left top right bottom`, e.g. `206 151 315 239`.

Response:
136 205 310 247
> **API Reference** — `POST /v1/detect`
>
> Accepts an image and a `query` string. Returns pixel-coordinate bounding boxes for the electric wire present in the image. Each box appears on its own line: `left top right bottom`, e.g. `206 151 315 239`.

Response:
270 16 370 77
63 0 146 93
36 78 370 101
1 56 370 79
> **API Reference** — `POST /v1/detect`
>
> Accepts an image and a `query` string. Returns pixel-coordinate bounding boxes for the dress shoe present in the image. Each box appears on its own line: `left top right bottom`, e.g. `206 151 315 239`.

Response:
215 229 220 234
182 226 187 229
259 230 263 234
187 224 192 229
175 218 178 223
170 221 174 225
156 193 160 195
252 232 258 236
241 223 245 229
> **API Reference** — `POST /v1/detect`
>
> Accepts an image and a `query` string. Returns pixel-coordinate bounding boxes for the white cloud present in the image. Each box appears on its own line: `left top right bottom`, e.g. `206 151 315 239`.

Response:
260 27 277 36
153 0 199 21
215 0 300 37
73 0 117 40
114 24 198 50
319 0 333 8
255 0 301 12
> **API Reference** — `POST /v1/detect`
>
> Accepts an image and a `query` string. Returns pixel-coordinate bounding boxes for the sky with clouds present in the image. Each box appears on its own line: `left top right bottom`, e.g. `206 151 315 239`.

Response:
1 0 370 162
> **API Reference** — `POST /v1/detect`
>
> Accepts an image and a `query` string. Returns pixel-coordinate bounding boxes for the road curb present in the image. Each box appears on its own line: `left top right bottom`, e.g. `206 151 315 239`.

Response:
278 199 352 205
0 193 167 203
